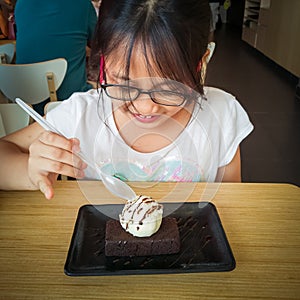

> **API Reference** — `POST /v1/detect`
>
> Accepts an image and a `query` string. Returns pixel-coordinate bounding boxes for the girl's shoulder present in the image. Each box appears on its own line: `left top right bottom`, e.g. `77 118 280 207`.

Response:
204 86 237 104
202 86 244 115
46 89 105 138
193 86 252 131
54 88 104 114
46 89 102 122
66 88 101 105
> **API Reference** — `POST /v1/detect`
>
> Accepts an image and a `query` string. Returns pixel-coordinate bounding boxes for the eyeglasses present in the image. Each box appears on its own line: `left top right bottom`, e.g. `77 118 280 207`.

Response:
101 83 193 107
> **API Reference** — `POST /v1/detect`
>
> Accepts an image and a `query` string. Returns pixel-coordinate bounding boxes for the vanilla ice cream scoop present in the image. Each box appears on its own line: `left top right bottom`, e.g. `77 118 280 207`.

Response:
119 195 163 237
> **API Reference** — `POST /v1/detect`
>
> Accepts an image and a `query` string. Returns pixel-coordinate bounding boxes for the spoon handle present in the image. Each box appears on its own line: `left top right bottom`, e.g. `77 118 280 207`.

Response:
16 98 96 168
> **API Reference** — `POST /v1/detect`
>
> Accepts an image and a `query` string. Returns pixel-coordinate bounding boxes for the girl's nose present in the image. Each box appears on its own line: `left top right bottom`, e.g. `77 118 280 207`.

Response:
131 95 159 115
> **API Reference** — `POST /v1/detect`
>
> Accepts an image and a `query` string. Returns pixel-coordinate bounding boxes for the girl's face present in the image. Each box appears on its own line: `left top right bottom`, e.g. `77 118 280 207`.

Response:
105 45 194 131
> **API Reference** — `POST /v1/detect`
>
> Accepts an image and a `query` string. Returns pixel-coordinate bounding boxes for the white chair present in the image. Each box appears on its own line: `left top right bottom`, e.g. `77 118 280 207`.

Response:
0 43 15 64
0 113 6 138
0 58 67 104
0 103 30 136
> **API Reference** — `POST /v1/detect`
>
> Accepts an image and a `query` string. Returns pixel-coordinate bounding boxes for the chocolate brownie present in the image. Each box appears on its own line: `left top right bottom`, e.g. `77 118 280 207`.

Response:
105 217 180 256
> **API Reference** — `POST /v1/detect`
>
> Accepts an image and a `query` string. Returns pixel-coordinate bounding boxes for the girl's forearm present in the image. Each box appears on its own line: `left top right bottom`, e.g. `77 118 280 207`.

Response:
0 140 37 191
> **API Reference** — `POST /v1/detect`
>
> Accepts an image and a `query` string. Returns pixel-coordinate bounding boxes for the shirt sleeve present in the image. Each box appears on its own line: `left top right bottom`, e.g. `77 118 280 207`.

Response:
45 90 99 139
219 98 254 167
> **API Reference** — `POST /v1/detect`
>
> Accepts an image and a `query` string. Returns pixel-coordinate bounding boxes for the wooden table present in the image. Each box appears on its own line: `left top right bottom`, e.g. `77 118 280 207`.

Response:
0 181 299 299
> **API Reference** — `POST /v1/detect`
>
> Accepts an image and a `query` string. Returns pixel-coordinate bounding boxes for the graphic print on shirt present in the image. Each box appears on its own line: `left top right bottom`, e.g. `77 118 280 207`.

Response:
91 115 212 182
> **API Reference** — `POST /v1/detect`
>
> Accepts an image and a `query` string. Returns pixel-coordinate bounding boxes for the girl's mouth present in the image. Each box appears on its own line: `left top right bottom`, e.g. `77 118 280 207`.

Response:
133 113 160 123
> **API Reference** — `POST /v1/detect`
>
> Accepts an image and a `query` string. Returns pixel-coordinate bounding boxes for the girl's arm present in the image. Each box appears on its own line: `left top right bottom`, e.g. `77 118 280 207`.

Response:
0 123 43 190
216 147 241 182
0 122 87 199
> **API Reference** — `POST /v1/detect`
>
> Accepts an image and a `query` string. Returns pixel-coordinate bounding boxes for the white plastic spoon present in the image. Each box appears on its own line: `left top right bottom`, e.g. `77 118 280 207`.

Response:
15 98 137 201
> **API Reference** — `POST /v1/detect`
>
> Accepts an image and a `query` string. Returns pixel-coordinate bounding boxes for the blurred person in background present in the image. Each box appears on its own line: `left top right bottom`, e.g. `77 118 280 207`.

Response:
91 0 101 16
0 0 16 39
14 0 97 115
209 0 230 41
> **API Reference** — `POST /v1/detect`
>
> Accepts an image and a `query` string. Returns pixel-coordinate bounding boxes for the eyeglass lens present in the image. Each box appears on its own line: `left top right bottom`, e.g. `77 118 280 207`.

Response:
104 85 186 106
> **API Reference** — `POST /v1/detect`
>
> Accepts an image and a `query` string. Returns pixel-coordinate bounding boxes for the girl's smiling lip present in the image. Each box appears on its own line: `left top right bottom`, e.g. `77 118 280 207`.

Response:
133 113 160 123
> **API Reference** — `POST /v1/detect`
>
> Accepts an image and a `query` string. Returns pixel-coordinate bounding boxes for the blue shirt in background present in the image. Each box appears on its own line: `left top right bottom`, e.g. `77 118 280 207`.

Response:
15 0 97 102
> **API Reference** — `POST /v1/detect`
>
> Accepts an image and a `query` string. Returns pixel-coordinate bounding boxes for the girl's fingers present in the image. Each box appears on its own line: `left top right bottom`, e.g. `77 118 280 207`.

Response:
38 131 75 151
27 132 88 199
30 132 87 173
30 142 87 172
29 155 86 179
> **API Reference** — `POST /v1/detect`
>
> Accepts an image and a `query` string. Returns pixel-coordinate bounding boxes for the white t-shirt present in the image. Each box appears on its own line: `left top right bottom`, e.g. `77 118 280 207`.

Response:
47 87 254 182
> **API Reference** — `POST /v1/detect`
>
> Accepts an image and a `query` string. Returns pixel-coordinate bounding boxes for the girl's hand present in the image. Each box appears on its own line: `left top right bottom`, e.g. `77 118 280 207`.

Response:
28 131 87 199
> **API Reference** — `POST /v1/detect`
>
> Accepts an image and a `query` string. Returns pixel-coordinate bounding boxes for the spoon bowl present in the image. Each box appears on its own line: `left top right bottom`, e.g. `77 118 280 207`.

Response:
96 169 136 201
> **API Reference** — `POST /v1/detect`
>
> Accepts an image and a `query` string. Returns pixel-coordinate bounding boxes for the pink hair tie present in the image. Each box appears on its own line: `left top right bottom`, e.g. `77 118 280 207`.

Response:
99 55 105 84
196 60 202 73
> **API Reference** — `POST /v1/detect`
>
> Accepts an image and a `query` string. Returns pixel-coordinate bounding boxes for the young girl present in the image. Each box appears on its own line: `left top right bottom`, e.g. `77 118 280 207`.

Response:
0 0 253 199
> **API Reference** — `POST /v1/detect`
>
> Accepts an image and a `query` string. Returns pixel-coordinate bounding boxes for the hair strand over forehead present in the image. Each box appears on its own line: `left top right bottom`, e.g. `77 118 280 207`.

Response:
92 0 211 94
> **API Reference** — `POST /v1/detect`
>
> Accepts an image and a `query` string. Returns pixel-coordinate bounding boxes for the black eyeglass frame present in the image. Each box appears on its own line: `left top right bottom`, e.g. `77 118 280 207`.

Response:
100 83 195 107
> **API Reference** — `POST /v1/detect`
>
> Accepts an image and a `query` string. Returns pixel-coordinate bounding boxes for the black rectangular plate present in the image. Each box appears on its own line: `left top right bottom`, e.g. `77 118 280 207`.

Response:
64 202 235 276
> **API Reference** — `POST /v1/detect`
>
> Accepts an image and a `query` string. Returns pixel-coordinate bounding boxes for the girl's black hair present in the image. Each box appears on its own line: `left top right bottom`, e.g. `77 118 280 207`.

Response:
92 0 211 95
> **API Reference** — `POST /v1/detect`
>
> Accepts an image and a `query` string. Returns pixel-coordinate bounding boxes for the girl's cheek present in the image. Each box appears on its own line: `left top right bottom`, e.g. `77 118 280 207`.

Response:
112 101 131 113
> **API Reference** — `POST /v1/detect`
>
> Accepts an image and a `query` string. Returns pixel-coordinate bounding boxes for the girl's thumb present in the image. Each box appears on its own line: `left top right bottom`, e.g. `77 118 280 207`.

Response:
37 178 54 200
